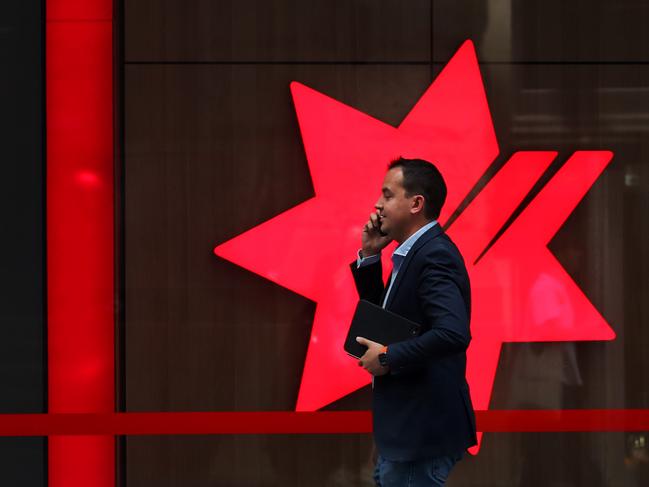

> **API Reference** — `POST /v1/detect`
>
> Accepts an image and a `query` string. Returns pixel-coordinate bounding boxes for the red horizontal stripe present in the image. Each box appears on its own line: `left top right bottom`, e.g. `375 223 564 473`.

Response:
477 409 649 432
0 410 647 436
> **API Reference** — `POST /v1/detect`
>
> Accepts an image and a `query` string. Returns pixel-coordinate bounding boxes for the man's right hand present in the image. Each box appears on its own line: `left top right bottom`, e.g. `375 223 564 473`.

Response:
361 211 392 257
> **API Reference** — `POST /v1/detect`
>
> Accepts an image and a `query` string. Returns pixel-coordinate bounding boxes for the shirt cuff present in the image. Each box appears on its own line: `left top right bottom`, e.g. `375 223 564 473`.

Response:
356 249 381 268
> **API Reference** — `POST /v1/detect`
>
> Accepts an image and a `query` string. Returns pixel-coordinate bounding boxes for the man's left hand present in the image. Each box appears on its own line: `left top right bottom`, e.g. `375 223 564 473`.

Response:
356 336 389 376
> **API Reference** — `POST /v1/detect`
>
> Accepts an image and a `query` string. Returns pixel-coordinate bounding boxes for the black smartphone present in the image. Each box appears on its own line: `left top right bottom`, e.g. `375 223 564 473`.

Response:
377 214 388 237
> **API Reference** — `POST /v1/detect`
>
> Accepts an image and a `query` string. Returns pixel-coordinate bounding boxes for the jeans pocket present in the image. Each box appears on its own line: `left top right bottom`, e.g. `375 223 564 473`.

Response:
430 455 457 485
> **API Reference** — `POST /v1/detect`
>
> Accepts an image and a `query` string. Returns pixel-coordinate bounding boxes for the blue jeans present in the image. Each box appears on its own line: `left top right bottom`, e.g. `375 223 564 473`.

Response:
373 452 463 487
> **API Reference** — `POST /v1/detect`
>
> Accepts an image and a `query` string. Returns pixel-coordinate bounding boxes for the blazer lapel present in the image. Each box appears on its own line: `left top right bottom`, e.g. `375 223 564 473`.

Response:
380 273 392 306
384 223 444 310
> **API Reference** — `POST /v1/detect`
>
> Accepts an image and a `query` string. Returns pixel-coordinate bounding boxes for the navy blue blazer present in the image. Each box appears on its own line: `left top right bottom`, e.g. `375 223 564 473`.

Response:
350 223 477 461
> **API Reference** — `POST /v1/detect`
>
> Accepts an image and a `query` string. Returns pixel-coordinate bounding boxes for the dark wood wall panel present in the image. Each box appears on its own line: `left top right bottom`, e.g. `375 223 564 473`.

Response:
127 434 375 486
125 0 431 62
124 61 432 484
123 0 649 485
124 64 432 412
432 0 649 62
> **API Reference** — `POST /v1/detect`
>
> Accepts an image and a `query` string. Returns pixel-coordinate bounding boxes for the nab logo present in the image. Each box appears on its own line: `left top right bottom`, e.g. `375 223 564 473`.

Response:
214 40 615 451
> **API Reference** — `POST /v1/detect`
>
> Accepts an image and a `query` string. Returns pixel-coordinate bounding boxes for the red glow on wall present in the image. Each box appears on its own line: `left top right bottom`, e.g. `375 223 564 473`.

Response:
214 41 615 452
46 0 114 485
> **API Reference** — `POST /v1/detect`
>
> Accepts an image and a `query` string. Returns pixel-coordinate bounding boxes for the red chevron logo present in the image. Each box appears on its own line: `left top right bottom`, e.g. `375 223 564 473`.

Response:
214 40 615 452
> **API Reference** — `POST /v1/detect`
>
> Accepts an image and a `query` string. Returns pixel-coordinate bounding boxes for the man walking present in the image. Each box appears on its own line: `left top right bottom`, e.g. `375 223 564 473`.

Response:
351 157 477 486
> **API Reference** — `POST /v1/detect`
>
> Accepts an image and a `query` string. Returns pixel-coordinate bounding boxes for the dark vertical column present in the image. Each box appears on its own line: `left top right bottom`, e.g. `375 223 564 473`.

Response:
0 0 46 485
115 0 127 484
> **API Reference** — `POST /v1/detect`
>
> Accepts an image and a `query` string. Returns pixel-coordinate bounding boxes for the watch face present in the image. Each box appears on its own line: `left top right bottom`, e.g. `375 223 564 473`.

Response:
379 353 388 367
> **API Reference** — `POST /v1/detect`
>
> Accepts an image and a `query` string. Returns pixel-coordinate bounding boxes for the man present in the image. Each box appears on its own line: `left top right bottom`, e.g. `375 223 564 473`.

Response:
350 157 477 487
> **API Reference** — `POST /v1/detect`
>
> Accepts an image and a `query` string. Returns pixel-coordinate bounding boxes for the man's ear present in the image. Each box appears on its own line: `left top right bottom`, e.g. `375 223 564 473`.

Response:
410 195 425 215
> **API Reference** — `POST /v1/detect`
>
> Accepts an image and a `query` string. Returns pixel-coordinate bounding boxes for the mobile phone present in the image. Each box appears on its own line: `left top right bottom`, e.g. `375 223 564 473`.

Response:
377 215 388 237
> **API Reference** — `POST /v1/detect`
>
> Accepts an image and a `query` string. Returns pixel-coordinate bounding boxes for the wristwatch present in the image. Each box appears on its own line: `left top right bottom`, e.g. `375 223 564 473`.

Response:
378 346 389 367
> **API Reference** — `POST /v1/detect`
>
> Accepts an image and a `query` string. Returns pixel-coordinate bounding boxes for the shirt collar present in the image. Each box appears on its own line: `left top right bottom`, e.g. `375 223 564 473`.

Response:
393 220 438 259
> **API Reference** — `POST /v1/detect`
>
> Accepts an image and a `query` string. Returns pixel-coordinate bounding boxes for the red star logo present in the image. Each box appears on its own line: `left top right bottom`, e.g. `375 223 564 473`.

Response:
214 40 615 451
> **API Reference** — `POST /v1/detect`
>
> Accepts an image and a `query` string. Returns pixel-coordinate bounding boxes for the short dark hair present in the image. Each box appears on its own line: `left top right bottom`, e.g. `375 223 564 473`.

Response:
388 157 447 220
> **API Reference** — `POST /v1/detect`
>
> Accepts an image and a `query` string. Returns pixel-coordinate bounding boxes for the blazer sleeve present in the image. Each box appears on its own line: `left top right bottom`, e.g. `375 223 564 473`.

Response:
348 258 384 306
386 246 471 368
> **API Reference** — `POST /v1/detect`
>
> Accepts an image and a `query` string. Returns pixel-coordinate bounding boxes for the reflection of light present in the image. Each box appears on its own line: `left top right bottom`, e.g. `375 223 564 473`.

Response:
76 170 101 188
77 357 106 381
625 171 639 187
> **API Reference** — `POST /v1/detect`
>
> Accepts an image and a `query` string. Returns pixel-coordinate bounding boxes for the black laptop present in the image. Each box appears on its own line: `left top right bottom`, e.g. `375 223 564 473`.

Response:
344 300 422 359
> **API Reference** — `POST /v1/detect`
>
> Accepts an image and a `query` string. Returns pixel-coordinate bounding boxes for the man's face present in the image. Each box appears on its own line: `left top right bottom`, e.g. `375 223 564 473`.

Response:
375 167 417 241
